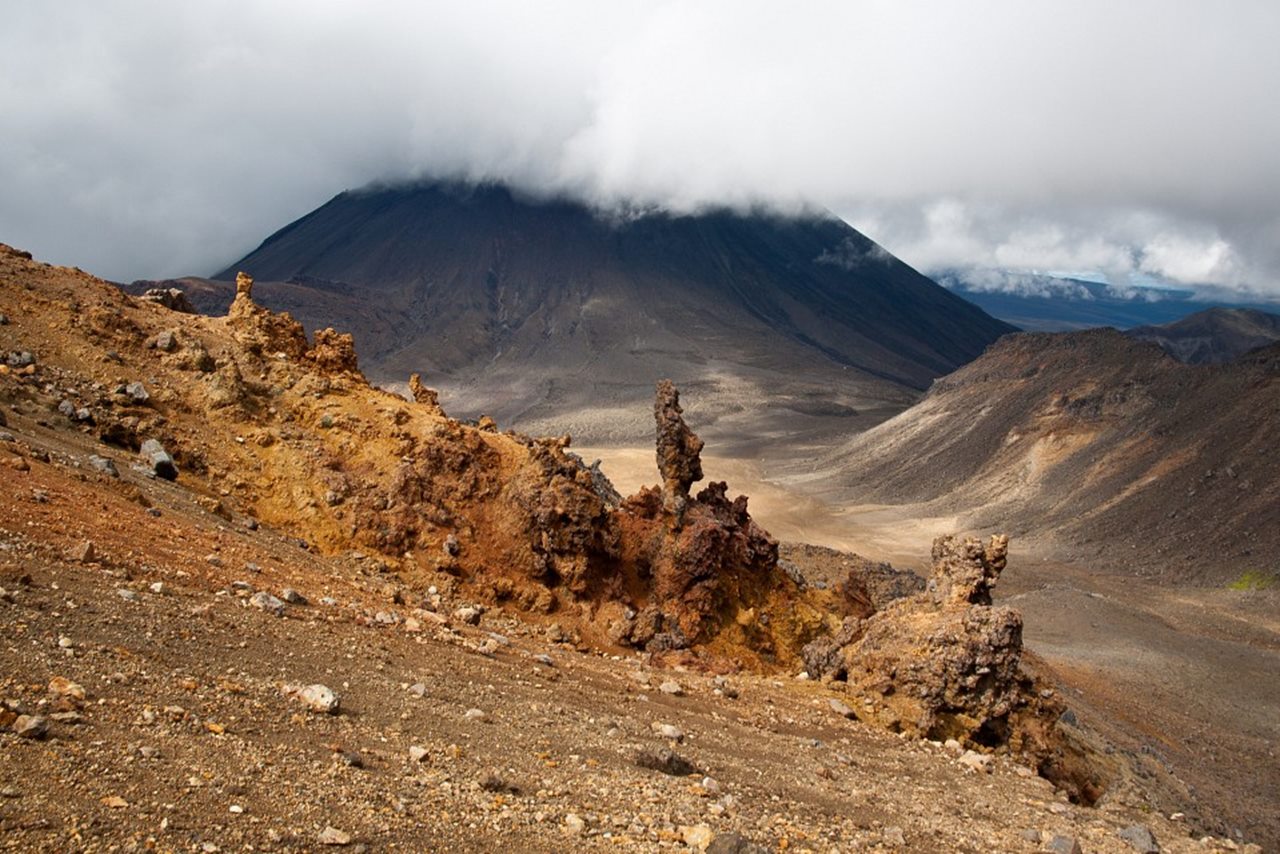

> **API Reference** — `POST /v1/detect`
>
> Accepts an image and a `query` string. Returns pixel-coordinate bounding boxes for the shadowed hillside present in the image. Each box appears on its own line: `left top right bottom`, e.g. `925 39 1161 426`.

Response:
810 328 1280 584
1126 307 1280 364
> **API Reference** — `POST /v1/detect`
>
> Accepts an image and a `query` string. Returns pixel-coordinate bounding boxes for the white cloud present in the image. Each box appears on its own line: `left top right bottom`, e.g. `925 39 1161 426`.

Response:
0 1 1278 293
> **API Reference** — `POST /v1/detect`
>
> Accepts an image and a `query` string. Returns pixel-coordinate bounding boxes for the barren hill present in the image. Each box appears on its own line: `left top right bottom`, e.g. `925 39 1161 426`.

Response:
133 181 1013 444
809 327 1280 584
4 243 1267 850
1126 306 1280 364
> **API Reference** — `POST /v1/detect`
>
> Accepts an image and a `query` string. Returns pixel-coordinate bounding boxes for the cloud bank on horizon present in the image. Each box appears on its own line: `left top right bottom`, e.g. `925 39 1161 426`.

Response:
2 1 1278 295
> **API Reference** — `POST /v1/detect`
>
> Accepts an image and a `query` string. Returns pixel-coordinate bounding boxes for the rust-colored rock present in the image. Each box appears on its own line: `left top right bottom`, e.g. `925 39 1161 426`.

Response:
408 373 444 416
654 379 704 526
305 328 360 375
929 533 1008 606
227 272 309 360
797 532 1101 801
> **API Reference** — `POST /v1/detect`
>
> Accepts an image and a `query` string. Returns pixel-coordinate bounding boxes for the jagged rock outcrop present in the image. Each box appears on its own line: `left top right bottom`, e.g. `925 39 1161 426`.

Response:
928 533 1008 606
831 535 1034 741
227 271 309 359
305 328 359 375
654 379 704 526
600 385 818 658
799 534 1090 793
408 373 445 416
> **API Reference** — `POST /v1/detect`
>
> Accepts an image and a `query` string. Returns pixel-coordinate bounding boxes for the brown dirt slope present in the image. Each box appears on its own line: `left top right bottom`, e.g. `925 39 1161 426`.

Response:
0 243 1262 850
812 328 1280 584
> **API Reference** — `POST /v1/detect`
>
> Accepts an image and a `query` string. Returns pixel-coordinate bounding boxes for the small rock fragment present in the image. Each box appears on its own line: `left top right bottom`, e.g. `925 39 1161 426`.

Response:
681 824 715 851
101 795 129 809
652 722 685 742
453 605 482 625
828 698 856 718
463 708 486 722
706 832 772 854
562 813 585 836
1045 836 1083 854
958 750 992 773
48 677 86 702
69 540 97 563
139 438 177 480
250 591 286 616
13 714 49 739
318 826 351 846
294 684 340 715
1118 825 1161 853
117 588 139 602
635 746 697 776
125 381 150 403
479 772 520 794
658 680 684 696
88 455 119 477
409 746 429 763
281 588 307 605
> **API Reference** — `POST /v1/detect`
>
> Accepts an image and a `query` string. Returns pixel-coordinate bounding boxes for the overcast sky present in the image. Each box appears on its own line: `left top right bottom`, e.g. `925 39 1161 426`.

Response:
2 1 1279 295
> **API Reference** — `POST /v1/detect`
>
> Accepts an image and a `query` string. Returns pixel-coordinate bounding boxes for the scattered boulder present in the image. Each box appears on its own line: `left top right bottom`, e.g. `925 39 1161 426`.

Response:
250 591 286 616
139 438 177 480
138 287 195 313
13 714 49 739
125 381 150 403
151 330 178 352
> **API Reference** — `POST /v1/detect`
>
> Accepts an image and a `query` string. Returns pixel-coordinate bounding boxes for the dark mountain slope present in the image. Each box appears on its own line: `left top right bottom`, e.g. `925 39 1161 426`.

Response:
1126 306 1280 364
812 328 1280 583
154 182 1014 442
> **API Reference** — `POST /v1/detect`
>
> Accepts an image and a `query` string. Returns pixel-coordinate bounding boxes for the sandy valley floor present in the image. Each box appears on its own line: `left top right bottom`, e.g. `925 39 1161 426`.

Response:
579 445 1280 848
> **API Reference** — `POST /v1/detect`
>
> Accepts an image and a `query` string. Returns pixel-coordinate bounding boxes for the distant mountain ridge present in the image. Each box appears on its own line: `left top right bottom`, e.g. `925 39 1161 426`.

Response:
1126 307 1280 364
137 181 1015 443
936 269 1280 332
